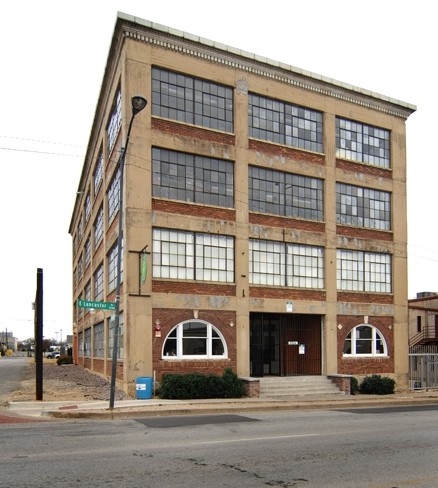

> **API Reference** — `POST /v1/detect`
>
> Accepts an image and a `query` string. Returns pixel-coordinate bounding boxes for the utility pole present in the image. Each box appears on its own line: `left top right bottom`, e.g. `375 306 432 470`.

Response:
35 268 43 401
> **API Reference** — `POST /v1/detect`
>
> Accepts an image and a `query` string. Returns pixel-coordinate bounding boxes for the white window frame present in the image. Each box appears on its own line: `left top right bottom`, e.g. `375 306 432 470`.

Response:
343 324 388 357
336 249 392 293
162 320 228 360
250 239 324 289
152 228 234 283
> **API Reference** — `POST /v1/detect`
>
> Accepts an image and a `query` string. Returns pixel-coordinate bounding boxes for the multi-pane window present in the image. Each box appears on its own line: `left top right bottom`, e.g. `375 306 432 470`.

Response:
152 67 233 132
78 331 83 357
152 228 234 282
108 313 124 359
84 193 91 223
250 239 324 288
94 263 104 301
107 166 120 222
152 147 234 208
336 117 390 168
336 183 391 230
84 280 91 301
163 321 227 359
108 239 123 292
94 206 103 249
73 235 78 257
249 94 323 153
249 166 324 221
337 250 392 293
107 88 122 153
73 268 77 290
94 151 103 196
84 327 92 357
93 321 104 357
84 235 91 268
77 254 83 280
343 325 387 356
77 217 83 242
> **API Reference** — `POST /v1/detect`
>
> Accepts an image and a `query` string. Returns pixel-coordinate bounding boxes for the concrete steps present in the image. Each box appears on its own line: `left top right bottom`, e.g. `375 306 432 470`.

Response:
259 376 345 399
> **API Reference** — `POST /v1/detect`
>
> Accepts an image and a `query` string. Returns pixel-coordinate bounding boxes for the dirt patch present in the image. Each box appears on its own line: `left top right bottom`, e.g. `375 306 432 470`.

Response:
9 361 133 402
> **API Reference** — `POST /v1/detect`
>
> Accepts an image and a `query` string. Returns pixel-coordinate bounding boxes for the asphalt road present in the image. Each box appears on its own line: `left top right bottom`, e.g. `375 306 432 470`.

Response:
2 404 438 487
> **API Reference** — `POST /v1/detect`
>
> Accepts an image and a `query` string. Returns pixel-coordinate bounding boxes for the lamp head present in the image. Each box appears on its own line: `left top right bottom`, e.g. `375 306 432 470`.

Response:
131 96 148 116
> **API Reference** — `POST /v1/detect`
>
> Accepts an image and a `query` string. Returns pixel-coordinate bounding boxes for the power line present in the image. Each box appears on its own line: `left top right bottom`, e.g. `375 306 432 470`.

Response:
0 146 83 158
0 134 85 148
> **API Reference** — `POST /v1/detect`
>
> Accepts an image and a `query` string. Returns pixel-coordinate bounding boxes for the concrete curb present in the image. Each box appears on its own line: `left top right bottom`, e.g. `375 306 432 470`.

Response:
6 391 438 420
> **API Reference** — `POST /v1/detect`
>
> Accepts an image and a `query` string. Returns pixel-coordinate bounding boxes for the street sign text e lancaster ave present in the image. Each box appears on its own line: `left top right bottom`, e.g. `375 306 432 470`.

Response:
77 299 116 311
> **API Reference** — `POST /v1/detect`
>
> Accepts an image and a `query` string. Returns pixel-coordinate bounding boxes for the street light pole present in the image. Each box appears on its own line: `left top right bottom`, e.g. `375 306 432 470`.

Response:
109 96 147 409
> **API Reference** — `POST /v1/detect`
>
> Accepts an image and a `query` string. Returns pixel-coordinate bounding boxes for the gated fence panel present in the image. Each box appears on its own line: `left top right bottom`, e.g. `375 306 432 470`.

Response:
409 353 438 390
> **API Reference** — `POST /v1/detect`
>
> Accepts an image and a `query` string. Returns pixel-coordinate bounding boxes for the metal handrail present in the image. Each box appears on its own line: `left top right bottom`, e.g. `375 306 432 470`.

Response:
409 330 424 348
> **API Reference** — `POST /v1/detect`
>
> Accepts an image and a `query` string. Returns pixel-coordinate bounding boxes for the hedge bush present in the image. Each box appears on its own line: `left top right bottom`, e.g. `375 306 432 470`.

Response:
359 375 395 395
158 368 245 400
57 355 73 365
350 376 359 395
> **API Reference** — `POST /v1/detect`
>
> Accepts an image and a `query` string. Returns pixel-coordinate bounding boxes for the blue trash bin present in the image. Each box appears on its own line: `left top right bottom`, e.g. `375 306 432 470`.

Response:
136 377 153 400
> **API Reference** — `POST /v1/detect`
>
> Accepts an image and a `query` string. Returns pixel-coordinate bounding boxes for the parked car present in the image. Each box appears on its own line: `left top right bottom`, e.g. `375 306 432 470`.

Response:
46 351 60 359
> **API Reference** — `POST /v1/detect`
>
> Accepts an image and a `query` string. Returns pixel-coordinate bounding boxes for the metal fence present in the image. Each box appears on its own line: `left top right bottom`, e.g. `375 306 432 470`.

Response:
409 345 438 390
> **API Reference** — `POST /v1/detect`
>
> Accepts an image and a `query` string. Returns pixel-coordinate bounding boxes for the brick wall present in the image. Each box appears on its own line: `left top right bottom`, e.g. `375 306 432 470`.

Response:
93 358 105 375
337 293 393 304
337 315 394 375
152 118 235 146
152 199 236 221
152 281 236 296
249 139 325 165
152 307 237 381
249 213 325 233
336 225 393 242
250 287 325 301
336 159 392 180
328 375 351 394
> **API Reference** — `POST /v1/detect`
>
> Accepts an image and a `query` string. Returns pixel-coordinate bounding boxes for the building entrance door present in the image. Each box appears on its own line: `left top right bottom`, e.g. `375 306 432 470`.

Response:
250 313 322 377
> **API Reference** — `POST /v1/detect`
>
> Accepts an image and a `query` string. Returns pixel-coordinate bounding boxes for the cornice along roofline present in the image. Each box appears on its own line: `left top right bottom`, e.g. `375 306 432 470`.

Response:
117 11 416 120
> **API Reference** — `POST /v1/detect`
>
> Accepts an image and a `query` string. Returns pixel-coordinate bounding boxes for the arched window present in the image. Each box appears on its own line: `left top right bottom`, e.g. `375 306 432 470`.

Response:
162 320 228 359
343 324 387 357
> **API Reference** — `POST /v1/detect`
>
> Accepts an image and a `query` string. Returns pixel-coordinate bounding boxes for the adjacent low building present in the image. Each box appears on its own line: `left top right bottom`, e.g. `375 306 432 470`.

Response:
69 12 416 396
408 292 438 348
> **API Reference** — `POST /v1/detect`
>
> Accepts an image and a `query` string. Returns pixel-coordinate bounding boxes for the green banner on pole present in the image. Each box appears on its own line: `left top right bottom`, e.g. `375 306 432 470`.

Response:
140 251 148 284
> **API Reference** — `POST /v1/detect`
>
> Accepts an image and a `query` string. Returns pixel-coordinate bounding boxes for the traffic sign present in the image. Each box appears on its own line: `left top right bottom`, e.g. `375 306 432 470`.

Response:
77 299 116 311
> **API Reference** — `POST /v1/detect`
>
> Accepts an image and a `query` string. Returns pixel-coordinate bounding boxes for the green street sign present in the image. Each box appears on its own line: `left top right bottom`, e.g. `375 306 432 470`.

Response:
77 299 116 311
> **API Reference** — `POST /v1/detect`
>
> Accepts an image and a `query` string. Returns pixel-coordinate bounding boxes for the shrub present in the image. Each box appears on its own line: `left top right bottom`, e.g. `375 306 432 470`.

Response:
359 375 395 395
158 368 245 400
350 376 359 395
221 368 246 398
57 355 73 366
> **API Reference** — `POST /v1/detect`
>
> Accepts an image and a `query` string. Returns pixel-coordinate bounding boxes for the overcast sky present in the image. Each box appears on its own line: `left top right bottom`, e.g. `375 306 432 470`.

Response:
1 1 436 341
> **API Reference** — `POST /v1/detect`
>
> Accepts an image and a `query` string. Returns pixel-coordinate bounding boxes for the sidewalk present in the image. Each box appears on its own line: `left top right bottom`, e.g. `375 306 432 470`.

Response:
6 389 438 420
